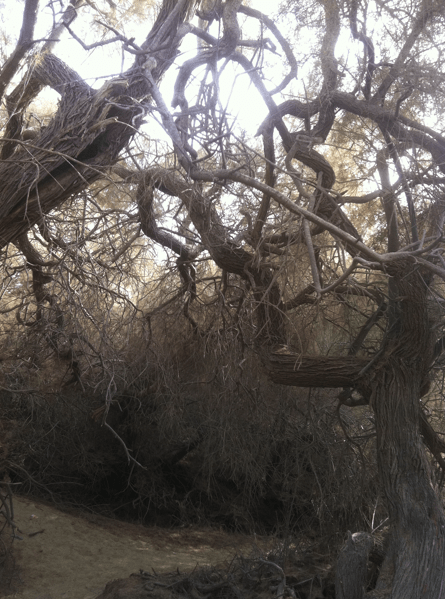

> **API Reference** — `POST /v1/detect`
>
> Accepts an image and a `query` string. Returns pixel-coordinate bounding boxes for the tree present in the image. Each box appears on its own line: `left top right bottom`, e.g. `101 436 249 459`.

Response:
2 0 445 596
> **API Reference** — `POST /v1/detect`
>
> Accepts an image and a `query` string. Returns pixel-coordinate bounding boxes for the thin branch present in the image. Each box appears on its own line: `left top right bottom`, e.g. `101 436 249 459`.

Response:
103 422 147 469
64 21 141 52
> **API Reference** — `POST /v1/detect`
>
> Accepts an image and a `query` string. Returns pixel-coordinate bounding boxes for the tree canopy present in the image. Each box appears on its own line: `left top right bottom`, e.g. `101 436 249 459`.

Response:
2 0 445 597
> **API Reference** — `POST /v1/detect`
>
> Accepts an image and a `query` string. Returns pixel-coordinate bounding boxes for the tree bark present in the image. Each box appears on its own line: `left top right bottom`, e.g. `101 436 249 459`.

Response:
366 262 445 598
336 532 374 599
0 0 198 249
263 261 445 597
265 353 368 387
369 367 445 597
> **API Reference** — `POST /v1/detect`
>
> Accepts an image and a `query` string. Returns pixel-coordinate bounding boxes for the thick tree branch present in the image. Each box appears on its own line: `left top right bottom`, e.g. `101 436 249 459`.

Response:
137 175 198 261
349 0 375 99
1 0 82 160
377 148 400 253
265 353 369 387
238 5 298 94
313 0 340 140
188 167 445 281
251 128 275 246
0 0 39 102
0 0 199 247
379 128 418 244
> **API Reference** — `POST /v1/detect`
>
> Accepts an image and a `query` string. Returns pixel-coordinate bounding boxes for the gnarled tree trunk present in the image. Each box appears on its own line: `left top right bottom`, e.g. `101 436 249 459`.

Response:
264 261 445 597
370 365 445 598
366 264 445 597
362 262 445 597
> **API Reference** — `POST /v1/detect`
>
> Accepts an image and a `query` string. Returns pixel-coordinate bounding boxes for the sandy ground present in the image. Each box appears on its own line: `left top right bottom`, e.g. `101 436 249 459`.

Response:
2 497 261 599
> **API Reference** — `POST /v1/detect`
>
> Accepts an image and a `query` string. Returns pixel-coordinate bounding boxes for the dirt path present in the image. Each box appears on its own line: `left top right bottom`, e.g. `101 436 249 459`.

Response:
3 497 261 599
